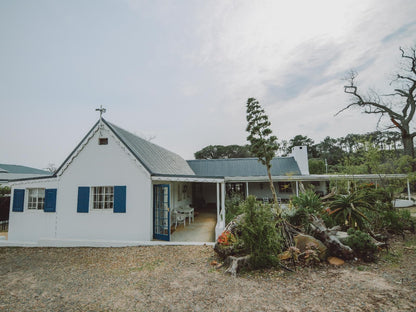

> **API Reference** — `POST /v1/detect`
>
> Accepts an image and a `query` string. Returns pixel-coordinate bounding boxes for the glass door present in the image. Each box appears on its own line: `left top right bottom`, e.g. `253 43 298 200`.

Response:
153 184 170 241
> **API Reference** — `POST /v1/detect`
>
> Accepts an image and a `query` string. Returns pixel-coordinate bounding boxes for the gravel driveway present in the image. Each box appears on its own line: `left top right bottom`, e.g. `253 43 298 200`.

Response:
0 235 415 312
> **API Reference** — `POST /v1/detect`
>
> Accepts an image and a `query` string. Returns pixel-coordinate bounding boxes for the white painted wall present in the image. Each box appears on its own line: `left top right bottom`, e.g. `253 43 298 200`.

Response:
9 123 153 243
8 179 58 242
171 182 192 209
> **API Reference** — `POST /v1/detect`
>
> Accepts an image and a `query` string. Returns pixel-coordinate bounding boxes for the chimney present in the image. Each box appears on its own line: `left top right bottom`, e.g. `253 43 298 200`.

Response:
290 146 309 175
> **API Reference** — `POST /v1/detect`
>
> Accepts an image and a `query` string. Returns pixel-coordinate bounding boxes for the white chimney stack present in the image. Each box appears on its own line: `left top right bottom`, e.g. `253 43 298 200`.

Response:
290 146 309 175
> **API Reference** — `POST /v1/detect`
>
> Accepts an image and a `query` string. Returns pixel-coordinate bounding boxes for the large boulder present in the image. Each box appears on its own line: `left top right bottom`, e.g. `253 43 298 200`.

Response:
294 234 327 260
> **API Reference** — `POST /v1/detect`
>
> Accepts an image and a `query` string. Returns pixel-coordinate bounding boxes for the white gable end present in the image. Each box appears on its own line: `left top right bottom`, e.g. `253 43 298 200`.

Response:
8 122 154 242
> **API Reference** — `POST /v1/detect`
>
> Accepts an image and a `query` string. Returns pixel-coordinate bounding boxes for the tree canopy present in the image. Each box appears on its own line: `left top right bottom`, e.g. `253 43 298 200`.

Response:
194 144 252 159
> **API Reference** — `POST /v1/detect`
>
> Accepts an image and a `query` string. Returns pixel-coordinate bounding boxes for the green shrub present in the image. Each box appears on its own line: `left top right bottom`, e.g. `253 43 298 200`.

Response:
360 187 415 234
284 207 309 228
378 209 416 235
345 228 378 262
285 190 324 231
292 190 323 214
225 192 244 224
361 188 394 210
240 196 283 269
0 186 10 197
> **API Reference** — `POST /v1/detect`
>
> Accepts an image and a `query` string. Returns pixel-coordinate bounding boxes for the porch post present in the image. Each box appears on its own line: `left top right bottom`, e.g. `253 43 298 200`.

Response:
246 182 249 198
407 179 411 200
296 181 299 196
216 183 220 221
221 182 226 222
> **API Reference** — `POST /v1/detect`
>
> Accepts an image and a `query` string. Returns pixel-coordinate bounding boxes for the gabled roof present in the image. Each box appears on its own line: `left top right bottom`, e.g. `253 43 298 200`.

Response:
104 120 195 176
0 164 51 182
187 157 301 177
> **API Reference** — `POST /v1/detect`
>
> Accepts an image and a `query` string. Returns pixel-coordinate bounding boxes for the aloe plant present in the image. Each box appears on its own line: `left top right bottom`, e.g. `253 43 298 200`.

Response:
326 193 370 230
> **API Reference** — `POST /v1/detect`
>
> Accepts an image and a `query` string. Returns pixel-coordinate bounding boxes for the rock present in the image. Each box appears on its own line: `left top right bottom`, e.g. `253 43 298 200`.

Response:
279 250 292 261
294 234 327 260
327 256 345 266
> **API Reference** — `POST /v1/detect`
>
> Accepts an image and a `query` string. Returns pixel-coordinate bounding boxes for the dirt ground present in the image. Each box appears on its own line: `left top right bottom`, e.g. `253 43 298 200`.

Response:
0 234 415 312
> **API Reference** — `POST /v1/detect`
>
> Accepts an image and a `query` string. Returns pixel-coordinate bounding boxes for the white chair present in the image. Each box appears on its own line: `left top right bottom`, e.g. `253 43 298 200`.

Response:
172 209 186 229
186 205 194 224
178 205 194 224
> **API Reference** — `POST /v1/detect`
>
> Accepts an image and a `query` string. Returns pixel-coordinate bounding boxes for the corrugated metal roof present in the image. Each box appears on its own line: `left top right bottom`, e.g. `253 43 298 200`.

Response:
187 157 301 177
0 164 51 182
0 164 50 175
105 120 195 176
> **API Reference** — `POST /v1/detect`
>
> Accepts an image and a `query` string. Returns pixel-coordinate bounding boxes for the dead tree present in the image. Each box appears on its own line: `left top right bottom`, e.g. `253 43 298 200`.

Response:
338 46 416 162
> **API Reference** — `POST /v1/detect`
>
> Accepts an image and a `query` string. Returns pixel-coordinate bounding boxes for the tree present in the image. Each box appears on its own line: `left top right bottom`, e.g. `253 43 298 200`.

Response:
44 163 57 174
315 136 345 165
340 46 416 162
286 135 317 158
245 98 280 211
309 158 326 174
194 144 252 159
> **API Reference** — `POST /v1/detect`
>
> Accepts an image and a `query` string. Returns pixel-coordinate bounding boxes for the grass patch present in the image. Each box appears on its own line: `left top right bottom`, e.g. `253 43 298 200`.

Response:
380 250 402 267
404 235 416 247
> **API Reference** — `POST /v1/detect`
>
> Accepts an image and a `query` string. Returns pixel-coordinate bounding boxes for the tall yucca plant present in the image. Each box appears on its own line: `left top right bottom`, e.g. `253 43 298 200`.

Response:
246 98 280 214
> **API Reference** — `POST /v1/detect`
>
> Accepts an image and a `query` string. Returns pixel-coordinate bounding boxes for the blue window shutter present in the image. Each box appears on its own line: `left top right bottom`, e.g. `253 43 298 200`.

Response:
44 189 57 212
114 186 126 213
77 187 90 213
12 189 25 212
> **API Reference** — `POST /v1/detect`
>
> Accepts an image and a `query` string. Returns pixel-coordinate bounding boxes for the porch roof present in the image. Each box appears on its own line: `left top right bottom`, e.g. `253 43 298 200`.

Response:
187 157 301 177
152 174 224 183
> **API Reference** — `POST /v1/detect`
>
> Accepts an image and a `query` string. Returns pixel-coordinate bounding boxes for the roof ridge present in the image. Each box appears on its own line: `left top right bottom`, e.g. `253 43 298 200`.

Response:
187 156 295 162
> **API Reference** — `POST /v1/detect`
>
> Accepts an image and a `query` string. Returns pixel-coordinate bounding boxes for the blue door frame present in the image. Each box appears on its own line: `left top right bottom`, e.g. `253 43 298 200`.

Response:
153 184 170 241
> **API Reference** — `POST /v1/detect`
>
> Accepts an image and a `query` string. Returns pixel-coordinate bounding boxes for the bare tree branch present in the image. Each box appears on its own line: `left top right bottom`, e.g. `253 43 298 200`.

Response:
340 46 416 161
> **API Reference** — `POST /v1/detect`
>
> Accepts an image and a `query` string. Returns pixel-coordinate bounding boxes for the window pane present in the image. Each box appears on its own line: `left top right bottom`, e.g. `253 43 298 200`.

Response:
27 188 45 210
92 186 114 210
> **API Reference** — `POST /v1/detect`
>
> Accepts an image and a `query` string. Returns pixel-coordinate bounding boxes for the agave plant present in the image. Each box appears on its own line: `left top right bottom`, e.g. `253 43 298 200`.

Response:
326 192 370 230
292 190 323 214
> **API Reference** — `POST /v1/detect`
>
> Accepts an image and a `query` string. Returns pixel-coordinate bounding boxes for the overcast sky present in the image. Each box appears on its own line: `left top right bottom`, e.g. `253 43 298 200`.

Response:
1 0 416 170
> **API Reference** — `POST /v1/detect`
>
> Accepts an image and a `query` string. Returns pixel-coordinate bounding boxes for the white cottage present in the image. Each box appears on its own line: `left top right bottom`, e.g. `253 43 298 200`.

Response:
8 118 228 244
13 117 402 246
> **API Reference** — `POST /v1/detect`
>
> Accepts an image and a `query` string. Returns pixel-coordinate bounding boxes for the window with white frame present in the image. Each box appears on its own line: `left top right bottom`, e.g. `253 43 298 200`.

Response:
91 186 114 210
27 188 45 210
